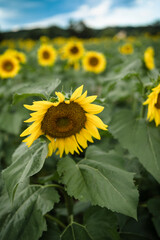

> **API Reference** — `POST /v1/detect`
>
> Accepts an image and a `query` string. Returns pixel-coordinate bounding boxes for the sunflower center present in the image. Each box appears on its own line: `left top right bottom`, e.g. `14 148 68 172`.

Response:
3 60 14 72
70 46 79 54
16 56 21 61
41 102 86 138
43 51 50 59
89 57 99 66
155 93 160 109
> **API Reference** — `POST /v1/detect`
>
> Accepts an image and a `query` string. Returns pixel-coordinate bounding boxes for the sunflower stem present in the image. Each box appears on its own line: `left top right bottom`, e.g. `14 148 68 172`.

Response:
64 193 74 223
45 214 66 229
43 183 64 191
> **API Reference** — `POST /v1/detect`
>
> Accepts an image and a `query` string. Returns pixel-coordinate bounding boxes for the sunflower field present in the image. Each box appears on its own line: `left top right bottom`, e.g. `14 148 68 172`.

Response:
0 34 160 240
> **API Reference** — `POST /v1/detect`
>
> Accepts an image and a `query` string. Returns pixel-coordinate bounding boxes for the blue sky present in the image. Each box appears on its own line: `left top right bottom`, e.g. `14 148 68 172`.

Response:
0 0 160 31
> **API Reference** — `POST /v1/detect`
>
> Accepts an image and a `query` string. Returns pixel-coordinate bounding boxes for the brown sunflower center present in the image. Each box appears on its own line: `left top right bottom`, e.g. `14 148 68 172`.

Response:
2 60 14 72
70 46 79 54
155 93 160 109
41 102 86 138
89 56 99 66
42 50 50 59
16 56 21 61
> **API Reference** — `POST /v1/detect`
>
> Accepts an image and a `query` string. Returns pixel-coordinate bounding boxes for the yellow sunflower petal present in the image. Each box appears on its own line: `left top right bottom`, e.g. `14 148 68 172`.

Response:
65 100 70 104
23 129 43 147
74 91 87 103
76 133 88 149
20 121 42 137
56 138 65 158
78 95 97 104
79 128 94 143
85 121 101 140
70 85 83 101
82 103 104 114
24 115 44 123
86 113 108 130
47 137 56 157
55 92 65 103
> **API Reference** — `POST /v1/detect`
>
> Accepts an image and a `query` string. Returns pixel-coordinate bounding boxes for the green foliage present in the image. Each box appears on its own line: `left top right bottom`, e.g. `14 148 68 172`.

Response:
0 185 60 240
110 110 160 183
2 140 48 200
58 146 138 219
61 222 92 240
84 206 120 240
0 110 24 135
147 198 160 237
1 35 160 240
13 78 61 104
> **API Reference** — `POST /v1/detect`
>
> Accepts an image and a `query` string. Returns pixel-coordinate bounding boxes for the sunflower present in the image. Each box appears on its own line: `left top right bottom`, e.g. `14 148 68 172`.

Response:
144 47 155 70
82 51 106 74
119 43 134 55
143 83 160 126
15 52 27 64
0 54 20 79
4 49 26 64
62 41 84 62
20 85 108 157
38 44 57 66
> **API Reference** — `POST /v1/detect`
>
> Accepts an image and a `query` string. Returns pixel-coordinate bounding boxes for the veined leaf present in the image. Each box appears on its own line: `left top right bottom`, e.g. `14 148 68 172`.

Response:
58 146 138 219
2 140 48 200
84 206 120 240
61 222 92 240
0 185 60 240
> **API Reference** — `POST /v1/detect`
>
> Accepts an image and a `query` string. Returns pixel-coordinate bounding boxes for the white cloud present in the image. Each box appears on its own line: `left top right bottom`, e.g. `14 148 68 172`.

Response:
85 0 160 28
3 0 160 31
0 8 19 30
12 1 112 30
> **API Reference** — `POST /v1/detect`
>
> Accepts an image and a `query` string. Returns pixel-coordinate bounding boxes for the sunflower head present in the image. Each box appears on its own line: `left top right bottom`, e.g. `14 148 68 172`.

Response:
15 52 27 64
62 41 84 62
40 36 50 43
38 44 57 66
20 85 108 158
144 47 155 70
143 83 160 126
119 43 134 55
4 49 26 64
0 54 20 79
82 51 106 74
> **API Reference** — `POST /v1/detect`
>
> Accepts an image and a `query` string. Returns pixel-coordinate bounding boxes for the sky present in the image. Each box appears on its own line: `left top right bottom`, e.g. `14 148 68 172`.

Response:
0 0 160 32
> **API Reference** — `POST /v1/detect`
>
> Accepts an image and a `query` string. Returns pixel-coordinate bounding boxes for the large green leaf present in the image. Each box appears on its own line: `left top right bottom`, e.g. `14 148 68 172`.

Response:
84 206 120 240
110 110 160 183
61 222 92 240
2 140 48 200
58 146 138 219
12 78 61 104
0 185 60 240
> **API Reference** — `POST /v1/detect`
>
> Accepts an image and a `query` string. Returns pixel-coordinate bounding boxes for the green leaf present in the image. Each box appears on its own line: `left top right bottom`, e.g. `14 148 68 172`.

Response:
147 198 160 237
58 146 138 219
104 59 141 82
118 207 158 240
13 79 61 104
40 221 61 240
84 206 120 240
0 185 60 240
2 140 48 200
0 111 24 135
61 222 92 240
110 110 160 183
